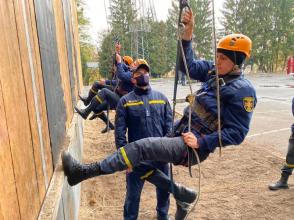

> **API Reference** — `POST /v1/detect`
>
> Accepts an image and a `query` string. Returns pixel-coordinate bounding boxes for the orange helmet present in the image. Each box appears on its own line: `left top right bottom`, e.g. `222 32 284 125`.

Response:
133 58 149 67
122 56 133 66
217 34 252 58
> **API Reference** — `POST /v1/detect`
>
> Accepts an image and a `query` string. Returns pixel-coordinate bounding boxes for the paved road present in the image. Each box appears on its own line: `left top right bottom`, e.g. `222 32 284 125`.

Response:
151 73 294 157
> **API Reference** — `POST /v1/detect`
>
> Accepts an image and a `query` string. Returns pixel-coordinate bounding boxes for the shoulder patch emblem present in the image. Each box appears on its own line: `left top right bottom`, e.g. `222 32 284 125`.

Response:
243 97 255 112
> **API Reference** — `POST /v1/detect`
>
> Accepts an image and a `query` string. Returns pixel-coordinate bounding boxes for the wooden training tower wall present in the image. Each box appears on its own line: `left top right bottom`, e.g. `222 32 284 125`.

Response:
0 0 83 219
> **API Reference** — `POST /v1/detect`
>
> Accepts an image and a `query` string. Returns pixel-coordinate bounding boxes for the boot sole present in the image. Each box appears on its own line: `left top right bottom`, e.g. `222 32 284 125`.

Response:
74 107 88 120
61 151 71 177
268 185 289 190
61 151 78 186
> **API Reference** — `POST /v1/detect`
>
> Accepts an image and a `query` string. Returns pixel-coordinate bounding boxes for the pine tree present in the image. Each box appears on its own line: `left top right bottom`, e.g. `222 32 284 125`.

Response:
98 0 137 78
109 0 137 55
76 0 97 85
165 0 179 71
190 0 213 60
221 0 294 72
147 21 169 77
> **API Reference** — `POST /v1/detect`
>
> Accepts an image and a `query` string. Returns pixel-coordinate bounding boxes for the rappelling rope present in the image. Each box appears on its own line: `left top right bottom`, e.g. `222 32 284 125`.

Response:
169 1 202 218
211 0 224 156
177 17 201 220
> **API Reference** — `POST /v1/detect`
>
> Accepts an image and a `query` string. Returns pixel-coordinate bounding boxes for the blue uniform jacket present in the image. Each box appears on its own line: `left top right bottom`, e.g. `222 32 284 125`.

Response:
116 63 134 96
115 87 173 148
182 40 257 153
105 63 130 88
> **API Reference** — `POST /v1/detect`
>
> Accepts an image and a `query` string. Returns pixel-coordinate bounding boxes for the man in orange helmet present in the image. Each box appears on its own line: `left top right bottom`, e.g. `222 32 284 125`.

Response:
77 55 134 133
79 55 134 106
75 55 148 133
62 8 257 220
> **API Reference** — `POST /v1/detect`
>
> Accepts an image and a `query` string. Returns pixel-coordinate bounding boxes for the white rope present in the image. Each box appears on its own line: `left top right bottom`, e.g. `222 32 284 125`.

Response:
211 0 224 156
177 9 201 220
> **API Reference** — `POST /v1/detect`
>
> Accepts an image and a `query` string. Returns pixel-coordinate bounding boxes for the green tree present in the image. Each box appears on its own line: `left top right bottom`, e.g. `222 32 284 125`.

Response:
147 21 169 77
165 0 179 71
166 0 214 72
97 32 115 79
109 0 137 55
98 0 137 77
190 0 213 60
76 0 97 85
221 0 294 72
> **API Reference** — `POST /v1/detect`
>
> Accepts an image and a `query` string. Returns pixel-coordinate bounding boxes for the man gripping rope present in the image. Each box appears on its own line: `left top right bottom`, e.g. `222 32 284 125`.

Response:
62 9 257 220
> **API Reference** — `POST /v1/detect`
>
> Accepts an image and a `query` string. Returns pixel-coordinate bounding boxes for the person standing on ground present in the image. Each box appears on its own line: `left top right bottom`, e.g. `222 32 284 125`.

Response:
115 63 173 220
269 97 294 190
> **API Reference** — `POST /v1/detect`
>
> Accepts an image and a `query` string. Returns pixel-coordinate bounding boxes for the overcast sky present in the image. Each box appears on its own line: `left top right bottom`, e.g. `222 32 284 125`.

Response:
84 0 225 44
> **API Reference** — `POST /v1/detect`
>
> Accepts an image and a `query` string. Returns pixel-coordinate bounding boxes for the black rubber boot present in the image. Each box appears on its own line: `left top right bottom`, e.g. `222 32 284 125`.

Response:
89 111 115 133
79 88 97 106
98 112 115 133
101 123 115 133
173 183 197 220
146 168 197 220
268 173 290 190
74 97 101 120
61 151 103 186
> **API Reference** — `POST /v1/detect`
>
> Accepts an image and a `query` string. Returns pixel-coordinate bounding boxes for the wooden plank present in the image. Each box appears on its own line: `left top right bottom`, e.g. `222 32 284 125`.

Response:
0 81 20 220
27 0 53 181
0 1 40 219
13 0 47 202
53 0 73 129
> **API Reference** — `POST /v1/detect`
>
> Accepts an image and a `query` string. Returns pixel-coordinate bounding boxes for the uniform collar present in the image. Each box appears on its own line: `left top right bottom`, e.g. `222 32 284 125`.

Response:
134 86 151 95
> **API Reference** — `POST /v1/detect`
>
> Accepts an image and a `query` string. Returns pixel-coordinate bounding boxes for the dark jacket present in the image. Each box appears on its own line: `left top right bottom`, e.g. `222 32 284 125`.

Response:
105 63 130 88
115 87 173 148
115 63 134 96
181 40 257 153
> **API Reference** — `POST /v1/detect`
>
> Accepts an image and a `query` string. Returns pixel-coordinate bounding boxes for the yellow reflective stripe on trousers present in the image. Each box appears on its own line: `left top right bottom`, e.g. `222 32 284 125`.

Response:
140 170 154 180
91 88 97 94
123 101 144 108
120 147 132 169
93 112 103 117
286 163 294 168
95 95 103 103
148 100 166 105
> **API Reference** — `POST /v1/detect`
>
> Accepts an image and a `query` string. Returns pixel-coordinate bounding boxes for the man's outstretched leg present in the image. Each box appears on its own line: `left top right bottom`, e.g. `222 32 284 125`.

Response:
79 82 100 106
75 95 102 120
62 137 185 185
62 137 205 219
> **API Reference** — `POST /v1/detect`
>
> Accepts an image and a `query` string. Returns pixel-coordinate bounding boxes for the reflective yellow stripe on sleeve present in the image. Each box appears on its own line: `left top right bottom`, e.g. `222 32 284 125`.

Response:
120 147 132 169
148 100 166 105
140 170 154 180
123 101 144 108
286 163 294 168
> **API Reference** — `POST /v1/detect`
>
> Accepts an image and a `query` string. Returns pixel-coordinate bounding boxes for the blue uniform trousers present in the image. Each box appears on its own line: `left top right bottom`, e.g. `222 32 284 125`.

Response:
124 161 170 220
282 132 294 174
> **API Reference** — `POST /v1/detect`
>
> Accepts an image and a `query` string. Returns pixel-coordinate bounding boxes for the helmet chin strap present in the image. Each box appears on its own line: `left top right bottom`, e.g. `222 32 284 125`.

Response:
231 64 241 73
222 65 241 76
